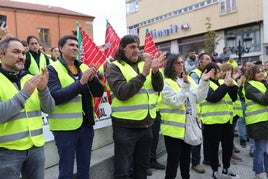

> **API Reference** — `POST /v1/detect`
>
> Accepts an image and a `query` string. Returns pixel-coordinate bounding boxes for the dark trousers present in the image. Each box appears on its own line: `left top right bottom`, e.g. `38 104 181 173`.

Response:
113 125 153 179
203 122 234 171
150 111 161 162
191 144 201 166
203 128 210 161
164 136 191 179
53 125 94 179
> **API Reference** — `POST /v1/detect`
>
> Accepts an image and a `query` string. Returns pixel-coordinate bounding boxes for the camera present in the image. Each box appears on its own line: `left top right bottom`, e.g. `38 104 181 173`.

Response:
0 15 7 27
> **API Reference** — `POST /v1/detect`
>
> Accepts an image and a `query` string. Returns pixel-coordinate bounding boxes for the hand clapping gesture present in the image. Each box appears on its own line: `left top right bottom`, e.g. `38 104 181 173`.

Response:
80 64 98 85
224 70 234 86
37 68 49 91
201 69 215 81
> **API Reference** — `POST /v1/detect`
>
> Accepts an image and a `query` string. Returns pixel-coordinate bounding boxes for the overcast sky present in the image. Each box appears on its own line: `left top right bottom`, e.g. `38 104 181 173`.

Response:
13 0 127 45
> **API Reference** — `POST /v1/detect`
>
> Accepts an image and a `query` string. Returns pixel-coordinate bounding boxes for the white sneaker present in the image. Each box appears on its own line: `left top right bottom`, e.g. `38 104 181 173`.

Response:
222 168 240 179
212 171 222 179
254 173 267 179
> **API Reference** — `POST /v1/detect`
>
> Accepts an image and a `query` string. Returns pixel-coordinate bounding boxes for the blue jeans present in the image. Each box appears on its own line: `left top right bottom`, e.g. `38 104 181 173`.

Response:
191 144 201 166
253 139 268 174
53 125 94 179
237 102 247 141
0 146 45 179
113 125 153 179
249 138 256 151
237 117 247 141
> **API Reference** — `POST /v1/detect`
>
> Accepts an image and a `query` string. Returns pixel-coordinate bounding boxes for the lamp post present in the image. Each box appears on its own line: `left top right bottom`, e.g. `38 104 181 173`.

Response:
226 33 253 65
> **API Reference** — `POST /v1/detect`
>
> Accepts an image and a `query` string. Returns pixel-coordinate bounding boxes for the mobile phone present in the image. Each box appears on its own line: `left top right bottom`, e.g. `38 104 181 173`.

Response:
0 15 7 27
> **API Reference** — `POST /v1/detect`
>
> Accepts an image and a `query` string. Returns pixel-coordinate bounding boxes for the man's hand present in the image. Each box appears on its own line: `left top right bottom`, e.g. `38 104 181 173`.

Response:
0 22 8 39
23 74 42 95
151 53 167 74
80 65 98 85
142 55 153 77
37 68 49 91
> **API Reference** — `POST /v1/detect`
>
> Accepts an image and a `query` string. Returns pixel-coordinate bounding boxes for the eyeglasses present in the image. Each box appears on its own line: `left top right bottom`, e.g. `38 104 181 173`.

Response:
176 61 184 65
257 70 264 73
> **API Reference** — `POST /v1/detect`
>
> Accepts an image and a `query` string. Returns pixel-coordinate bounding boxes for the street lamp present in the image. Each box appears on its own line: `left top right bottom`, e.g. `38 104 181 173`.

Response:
226 33 253 65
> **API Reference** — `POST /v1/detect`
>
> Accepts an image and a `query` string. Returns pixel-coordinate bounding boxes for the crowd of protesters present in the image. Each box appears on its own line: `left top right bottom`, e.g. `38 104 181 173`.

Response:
1 23 268 179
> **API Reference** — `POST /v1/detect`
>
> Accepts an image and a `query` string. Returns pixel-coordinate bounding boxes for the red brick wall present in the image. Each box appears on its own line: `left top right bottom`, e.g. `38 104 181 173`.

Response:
0 7 94 49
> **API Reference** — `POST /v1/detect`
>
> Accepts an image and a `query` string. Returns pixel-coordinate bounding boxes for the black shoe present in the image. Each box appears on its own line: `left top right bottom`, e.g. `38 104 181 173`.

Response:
147 169 152 176
240 140 247 148
150 160 165 170
249 149 255 157
128 173 134 179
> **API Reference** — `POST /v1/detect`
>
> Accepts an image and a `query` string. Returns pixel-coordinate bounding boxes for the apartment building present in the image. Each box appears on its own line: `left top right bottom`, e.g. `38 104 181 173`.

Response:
126 0 267 63
0 0 94 50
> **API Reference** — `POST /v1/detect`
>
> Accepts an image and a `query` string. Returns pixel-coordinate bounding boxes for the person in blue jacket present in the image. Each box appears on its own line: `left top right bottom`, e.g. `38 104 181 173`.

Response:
47 35 104 179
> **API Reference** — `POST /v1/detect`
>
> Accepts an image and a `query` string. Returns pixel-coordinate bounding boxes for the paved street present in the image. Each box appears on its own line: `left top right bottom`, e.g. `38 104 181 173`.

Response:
148 137 255 179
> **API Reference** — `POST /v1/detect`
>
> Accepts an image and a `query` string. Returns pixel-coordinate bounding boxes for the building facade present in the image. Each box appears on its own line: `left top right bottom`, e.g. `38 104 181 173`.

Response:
126 0 266 64
0 0 94 51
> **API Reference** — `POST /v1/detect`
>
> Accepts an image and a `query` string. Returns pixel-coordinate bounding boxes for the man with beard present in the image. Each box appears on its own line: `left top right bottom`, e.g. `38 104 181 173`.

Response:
0 37 55 179
106 35 164 179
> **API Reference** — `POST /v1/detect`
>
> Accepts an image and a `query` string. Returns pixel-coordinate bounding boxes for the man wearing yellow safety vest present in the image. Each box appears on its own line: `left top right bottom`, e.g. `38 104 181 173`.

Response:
106 35 164 179
24 35 50 74
0 37 55 179
47 35 104 179
201 62 240 179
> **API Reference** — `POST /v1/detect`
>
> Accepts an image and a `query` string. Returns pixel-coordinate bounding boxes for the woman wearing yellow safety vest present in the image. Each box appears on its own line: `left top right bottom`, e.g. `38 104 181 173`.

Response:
158 53 214 179
244 65 268 179
201 62 239 179
24 35 50 74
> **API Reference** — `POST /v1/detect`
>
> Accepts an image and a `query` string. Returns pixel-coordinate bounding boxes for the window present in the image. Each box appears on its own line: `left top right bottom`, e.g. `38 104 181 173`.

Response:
126 0 139 15
219 0 237 15
37 28 50 46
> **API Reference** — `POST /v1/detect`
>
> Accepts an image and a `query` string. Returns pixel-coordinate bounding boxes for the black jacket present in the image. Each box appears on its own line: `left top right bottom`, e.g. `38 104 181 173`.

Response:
244 81 268 139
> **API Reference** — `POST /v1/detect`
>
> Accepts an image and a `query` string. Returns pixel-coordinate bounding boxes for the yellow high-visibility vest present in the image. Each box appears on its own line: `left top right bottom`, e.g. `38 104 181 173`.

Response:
200 80 233 124
111 60 157 120
159 78 186 139
48 60 88 131
28 53 48 74
0 73 44 150
245 80 268 125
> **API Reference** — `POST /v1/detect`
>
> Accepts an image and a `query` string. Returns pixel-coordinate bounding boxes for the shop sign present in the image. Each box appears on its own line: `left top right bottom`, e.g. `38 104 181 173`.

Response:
150 24 179 38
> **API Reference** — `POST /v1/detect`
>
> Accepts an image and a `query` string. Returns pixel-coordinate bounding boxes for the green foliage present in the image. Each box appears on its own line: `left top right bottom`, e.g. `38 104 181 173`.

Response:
204 17 219 54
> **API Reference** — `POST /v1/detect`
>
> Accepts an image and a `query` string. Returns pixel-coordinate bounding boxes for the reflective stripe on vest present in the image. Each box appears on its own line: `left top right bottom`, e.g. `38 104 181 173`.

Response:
0 128 42 143
7 110 41 123
0 73 44 150
28 53 47 74
159 78 186 139
245 80 268 125
200 80 233 124
110 60 157 120
48 61 87 130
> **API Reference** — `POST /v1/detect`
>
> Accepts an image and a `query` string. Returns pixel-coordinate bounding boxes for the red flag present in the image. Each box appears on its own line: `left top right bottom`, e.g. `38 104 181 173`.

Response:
78 25 106 68
104 20 120 58
144 29 159 56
